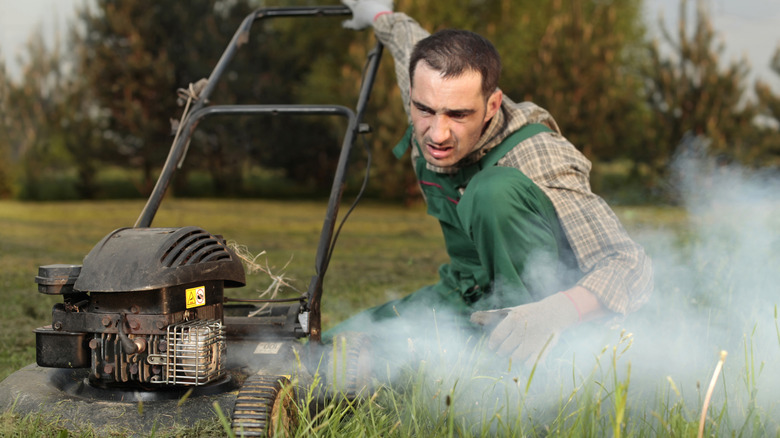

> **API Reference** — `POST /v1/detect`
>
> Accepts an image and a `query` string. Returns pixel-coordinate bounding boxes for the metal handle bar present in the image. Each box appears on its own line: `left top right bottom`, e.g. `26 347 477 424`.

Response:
135 5 354 228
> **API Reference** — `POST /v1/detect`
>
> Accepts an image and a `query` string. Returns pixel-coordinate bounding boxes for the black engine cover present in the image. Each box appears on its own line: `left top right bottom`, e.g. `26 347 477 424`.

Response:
74 226 245 292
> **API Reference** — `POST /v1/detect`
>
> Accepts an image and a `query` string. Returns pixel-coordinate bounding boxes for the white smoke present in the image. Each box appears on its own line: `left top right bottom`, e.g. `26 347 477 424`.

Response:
620 134 780 426
350 133 780 433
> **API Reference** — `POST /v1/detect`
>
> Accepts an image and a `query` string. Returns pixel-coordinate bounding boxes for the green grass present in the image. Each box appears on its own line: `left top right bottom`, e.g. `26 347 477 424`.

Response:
1 199 778 437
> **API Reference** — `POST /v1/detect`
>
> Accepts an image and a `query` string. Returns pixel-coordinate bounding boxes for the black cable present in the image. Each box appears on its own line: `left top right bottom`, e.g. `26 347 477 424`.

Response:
224 296 305 304
323 47 378 266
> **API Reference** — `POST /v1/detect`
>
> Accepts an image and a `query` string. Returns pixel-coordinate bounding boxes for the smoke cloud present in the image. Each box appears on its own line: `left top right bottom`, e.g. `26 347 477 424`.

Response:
622 135 780 423
352 134 780 432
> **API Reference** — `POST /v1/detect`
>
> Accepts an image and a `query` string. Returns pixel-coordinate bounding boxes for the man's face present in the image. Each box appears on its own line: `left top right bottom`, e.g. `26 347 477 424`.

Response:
410 61 502 168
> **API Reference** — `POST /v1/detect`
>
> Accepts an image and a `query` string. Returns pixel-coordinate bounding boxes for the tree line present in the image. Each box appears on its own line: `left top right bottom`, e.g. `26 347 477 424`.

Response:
0 0 778 203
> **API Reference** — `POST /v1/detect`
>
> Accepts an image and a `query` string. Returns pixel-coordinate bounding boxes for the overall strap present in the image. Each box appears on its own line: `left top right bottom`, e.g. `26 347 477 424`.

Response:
479 123 553 168
404 122 554 209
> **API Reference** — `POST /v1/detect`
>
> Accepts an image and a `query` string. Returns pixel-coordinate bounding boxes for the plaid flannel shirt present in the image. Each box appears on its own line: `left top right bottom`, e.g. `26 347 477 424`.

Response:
374 13 652 314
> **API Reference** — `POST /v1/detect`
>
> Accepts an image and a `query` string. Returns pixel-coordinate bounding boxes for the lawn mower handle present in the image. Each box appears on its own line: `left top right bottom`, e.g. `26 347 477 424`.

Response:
133 5 385 342
135 5 356 228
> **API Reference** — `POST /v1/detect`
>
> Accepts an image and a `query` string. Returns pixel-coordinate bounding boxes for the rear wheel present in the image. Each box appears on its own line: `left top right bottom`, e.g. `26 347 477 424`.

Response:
326 332 373 402
231 374 297 437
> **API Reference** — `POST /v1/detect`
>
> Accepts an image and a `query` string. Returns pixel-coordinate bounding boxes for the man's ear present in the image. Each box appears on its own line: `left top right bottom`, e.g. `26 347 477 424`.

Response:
484 89 503 121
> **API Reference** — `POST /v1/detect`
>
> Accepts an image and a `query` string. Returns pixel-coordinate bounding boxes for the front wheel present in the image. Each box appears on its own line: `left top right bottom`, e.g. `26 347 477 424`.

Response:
231 374 297 437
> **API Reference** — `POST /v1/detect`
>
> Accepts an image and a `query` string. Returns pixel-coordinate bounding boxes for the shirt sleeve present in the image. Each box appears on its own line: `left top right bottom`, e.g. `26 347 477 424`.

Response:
501 132 653 314
373 13 430 120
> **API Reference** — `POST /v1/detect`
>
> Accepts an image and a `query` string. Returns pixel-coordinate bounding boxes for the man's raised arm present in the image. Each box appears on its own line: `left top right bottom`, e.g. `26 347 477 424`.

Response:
342 0 429 120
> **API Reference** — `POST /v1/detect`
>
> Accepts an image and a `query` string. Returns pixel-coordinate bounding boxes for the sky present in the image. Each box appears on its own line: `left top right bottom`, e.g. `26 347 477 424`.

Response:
0 0 778 92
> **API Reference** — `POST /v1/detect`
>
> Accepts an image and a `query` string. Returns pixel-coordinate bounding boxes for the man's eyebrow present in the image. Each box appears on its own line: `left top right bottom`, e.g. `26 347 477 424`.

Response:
446 108 477 117
412 100 477 116
412 100 434 112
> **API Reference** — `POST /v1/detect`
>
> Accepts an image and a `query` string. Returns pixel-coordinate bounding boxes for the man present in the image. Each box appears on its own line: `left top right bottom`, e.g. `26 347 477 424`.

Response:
330 0 653 366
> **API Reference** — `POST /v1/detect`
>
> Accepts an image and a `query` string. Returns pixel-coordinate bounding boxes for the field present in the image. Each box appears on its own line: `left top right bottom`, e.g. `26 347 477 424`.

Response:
0 193 778 436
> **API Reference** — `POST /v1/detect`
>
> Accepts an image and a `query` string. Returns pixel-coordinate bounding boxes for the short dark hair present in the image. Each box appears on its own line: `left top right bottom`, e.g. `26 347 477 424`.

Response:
409 29 502 98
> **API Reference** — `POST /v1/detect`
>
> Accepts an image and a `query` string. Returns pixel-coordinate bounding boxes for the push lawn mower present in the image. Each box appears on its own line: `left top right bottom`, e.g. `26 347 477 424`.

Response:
0 5 382 437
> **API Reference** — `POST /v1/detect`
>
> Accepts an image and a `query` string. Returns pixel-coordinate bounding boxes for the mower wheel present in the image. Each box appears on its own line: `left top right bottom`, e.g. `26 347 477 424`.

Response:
326 331 373 402
231 374 297 437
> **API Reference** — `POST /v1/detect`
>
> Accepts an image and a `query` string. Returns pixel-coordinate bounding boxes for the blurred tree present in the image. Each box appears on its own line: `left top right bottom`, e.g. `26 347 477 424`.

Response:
641 0 755 175
237 1 363 193
0 57 13 198
753 47 780 167
74 0 254 196
283 7 411 200
516 0 649 164
74 0 369 196
58 73 107 199
1 29 96 199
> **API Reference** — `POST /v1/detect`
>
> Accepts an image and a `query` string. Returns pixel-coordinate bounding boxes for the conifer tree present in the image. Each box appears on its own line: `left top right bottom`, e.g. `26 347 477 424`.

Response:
641 0 755 173
74 0 254 195
753 48 780 167
0 58 12 198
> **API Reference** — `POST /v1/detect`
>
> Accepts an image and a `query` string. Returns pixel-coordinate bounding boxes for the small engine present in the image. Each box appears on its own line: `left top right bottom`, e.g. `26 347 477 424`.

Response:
34 226 245 387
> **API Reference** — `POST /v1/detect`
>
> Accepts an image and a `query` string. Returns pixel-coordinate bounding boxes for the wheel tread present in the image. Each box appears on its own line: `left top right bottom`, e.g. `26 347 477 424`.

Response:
231 374 295 437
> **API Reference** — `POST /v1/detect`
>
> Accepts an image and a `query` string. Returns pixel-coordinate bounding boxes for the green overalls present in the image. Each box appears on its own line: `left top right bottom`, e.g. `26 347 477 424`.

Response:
325 123 578 339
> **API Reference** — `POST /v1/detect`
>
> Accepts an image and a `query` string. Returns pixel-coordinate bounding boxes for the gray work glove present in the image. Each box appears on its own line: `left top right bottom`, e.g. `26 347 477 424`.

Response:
470 292 580 367
341 0 393 30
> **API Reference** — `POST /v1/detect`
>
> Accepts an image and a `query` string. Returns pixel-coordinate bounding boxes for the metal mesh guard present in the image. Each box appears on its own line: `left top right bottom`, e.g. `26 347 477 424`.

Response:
164 319 225 385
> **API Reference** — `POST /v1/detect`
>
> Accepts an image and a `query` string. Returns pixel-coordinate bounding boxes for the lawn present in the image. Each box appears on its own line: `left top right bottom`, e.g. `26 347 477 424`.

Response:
0 194 778 437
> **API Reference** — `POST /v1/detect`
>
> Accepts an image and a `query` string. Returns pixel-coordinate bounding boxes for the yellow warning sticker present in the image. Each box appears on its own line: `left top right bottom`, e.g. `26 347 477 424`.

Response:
185 286 207 309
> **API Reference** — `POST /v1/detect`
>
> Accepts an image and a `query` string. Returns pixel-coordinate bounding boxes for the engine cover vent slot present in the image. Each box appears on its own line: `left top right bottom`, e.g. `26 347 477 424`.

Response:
160 229 233 268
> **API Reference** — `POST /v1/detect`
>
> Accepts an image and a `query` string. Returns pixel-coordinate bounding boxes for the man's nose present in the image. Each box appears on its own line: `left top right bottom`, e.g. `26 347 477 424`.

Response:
428 116 451 144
